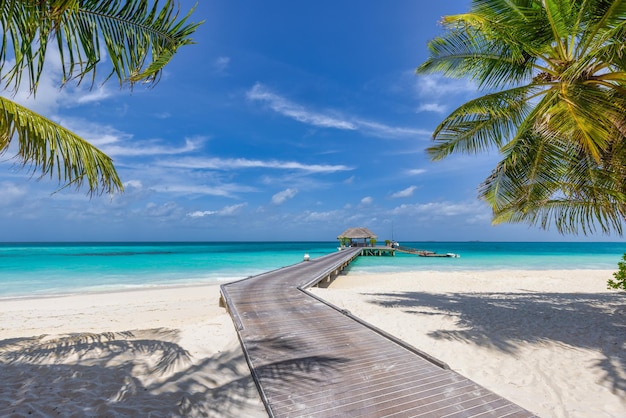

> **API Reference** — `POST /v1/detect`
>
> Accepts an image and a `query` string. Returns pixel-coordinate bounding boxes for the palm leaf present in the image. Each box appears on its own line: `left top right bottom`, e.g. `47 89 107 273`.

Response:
417 1 557 89
0 96 123 195
417 20 535 89
481 131 626 235
0 1 200 195
427 84 542 159
1 0 201 92
418 0 626 235
575 0 626 58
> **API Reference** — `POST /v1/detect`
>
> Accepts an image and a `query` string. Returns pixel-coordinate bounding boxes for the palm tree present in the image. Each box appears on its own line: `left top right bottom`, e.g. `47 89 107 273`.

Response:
416 0 626 235
0 0 200 195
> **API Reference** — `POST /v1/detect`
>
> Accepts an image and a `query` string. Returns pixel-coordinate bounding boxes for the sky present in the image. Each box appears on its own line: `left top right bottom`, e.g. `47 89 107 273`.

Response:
0 0 621 242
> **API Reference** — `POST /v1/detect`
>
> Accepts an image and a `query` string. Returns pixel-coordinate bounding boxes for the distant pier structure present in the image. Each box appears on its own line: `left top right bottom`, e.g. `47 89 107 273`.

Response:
337 226 378 248
337 227 395 256
337 227 460 257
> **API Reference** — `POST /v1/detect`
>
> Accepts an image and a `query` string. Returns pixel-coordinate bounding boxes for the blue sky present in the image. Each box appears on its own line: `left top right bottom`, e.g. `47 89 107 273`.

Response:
0 1 618 242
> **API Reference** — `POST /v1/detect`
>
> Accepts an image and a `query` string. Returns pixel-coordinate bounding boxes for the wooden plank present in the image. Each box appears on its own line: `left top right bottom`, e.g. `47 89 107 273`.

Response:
221 247 537 417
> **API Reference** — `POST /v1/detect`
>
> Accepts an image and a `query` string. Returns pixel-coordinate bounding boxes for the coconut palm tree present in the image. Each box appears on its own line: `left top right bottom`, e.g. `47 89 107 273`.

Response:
0 0 200 195
416 0 626 235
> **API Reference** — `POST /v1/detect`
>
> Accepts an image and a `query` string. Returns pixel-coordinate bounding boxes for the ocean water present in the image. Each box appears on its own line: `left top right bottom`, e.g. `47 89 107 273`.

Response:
0 241 624 299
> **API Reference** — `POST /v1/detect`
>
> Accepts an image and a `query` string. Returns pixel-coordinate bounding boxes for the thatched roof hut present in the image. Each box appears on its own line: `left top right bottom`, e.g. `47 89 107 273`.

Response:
337 227 377 247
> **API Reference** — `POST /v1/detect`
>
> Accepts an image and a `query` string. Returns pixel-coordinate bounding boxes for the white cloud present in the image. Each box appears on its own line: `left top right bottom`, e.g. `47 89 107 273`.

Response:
72 86 113 104
272 188 298 205
391 186 417 198
298 209 344 222
102 137 205 157
214 56 231 74
416 103 447 113
188 210 218 217
152 183 255 198
143 201 182 219
59 119 207 157
187 203 247 218
353 119 432 138
123 180 143 189
0 182 27 206
415 74 477 99
246 83 428 139
219 203 247 215
5 50 117 117
407 168 427 175
7 70 63 115
413 74 479 120
162 157 352 174
247 83 356 130
390 200 485 218
360 196 373 205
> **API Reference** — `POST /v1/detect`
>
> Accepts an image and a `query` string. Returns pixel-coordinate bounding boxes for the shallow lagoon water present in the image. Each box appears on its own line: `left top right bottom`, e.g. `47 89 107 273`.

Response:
1 241 623 298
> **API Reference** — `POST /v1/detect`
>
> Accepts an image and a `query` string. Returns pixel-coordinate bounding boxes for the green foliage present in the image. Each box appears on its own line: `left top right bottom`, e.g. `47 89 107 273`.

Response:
370 238 377 246
0 1 201 195
338 237 351 247
608 253 626 291
0 97 120 194
417 0 626 235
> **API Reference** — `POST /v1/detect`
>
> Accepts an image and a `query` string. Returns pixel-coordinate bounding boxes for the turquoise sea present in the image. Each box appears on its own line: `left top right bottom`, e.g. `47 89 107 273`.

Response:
0 241 624 299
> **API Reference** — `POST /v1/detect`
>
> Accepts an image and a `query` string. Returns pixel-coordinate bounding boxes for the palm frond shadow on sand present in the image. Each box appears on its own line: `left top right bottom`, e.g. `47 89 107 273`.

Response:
0 328 268 417
366 291 626 394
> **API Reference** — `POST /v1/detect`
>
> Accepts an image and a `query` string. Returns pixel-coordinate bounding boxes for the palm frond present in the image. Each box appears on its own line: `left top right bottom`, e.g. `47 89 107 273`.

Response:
576 0 626 58
1 0 202 92
536 82 623 161
480 130 564 210
493 193 625 235
480 131 626 235
417 22 535 89
427 84 543 159
417 0 562 89
0 96 123 195
543 0 577 59
418 0 626 236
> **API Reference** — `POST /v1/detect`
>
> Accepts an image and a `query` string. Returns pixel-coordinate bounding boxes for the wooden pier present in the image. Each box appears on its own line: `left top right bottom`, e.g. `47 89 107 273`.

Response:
348 245 460 258
347 246 396 256
220 248 535 417
395 246 460 257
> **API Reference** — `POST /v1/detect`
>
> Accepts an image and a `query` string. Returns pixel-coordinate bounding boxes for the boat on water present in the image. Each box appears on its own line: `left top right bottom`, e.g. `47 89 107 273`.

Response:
393 246 460 258
417 250 460 258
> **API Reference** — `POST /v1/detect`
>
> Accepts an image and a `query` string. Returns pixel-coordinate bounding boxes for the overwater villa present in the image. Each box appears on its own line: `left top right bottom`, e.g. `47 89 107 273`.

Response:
337 227 378 248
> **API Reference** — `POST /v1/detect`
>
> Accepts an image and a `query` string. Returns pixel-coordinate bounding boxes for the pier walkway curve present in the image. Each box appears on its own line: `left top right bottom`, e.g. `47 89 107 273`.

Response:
220 248 536 417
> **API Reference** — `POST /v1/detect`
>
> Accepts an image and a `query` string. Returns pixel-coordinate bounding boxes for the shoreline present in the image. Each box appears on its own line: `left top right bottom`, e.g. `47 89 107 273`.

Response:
1 265 619 301
0 278 239 302
1 269 624 417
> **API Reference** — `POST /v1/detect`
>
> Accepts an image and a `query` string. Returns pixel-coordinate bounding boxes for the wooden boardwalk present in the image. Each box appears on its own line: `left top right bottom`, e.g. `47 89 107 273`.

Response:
220 248 536 417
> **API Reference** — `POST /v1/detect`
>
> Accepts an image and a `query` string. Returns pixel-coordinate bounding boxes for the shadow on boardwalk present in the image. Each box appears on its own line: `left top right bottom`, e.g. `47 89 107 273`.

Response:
366 291 626 395
244 336 349 386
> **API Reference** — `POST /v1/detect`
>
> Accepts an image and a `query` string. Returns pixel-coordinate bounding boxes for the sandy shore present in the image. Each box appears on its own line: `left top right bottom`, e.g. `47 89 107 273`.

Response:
0 284 266 417
310 269 626 418
1 270 624 417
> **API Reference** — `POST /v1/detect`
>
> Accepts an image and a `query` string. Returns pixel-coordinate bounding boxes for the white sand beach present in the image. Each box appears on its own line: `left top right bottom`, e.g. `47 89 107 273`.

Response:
0 270 624 417
0 284 266 417
311 269 626 418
